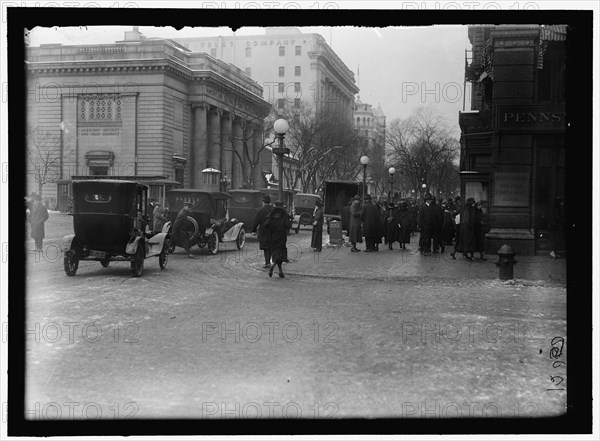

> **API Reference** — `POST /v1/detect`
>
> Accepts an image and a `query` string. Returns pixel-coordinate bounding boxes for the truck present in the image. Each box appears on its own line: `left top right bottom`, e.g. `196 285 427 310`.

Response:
322 180 363 224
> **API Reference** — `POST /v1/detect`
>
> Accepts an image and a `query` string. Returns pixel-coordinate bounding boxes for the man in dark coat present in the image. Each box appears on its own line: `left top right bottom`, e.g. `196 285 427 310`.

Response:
397 201 412 249
451 197 477 260
384 202 402 250
172 202 194 258
408 201 418 236
349 195 363 252
252 194 274 268
310 199 324 252
431 197 445 253
340 198 352 237
29 195 49 252
264 201 292 278
361 194 381 252
417 193 437 255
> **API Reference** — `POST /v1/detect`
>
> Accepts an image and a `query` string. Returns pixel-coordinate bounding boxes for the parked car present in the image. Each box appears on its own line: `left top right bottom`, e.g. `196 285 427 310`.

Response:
61 180 170 277
228 189 263 232
164 189 245 254
292 193 320 234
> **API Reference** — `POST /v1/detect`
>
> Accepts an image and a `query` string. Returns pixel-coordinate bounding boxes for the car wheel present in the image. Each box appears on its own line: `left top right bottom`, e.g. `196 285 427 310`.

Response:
236 227 246 250
208 231 219 255
131 243 145 277
100 257 110 267
159 242 169 269
64 249 79 276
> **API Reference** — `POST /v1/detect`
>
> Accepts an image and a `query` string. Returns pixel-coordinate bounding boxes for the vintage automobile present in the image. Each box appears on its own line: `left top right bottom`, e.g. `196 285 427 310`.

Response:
61 180 170 277
227 189 263 231
164 189 245 254
292 192 321 233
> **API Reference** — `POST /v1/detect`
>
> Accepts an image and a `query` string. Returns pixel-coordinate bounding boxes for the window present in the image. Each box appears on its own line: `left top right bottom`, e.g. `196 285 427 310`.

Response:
295 45 301 56
278 83 285 93
245 67 252 77
294 98 300 108
295 66 301 76
279 66 285 77
278 99 285 109
174 168 184 186
246 47 251 57
294 82 301 93
279 46 285 56
88 166 109 176
210 48 217 57
79 95 122 122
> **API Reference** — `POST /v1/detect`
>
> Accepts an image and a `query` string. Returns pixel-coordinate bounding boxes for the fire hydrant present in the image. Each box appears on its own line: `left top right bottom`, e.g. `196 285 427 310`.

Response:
496 244 517 280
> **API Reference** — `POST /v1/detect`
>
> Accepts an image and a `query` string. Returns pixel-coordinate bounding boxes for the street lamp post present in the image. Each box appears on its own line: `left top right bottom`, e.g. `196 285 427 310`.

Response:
273 118 290 205
388 167 396 203
360 155 370 206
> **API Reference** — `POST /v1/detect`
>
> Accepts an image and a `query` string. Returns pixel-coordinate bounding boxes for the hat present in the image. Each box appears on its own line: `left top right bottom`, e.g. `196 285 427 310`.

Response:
353 195 361 201
424 193 433 201
315 199 323 207
273 200 284 207
262 194 271 203
183 201 192 207
365 194 372 201
466 197 475 205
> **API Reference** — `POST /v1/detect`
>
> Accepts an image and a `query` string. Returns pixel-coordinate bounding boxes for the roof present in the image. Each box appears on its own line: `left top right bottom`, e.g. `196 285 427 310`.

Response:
72 179 147 188
167 189 231 198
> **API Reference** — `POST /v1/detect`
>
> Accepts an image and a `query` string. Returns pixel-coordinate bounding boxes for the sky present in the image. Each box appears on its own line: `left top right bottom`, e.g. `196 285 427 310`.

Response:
26 24 470 137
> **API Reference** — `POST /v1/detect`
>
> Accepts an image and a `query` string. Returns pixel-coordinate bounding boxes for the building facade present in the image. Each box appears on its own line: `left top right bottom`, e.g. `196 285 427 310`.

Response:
25 28 271 209
460 25 567 255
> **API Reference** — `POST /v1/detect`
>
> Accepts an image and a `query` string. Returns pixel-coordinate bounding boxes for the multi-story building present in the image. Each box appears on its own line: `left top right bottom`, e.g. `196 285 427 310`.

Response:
25 28 271 210
460 25 567 255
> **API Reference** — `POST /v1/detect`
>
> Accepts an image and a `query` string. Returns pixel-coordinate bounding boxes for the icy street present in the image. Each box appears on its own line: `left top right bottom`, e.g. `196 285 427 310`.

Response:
23 213 567 419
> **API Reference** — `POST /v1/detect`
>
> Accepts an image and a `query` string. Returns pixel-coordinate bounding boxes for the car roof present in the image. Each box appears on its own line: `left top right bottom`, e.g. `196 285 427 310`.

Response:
72 179 148 189
167 189 231 198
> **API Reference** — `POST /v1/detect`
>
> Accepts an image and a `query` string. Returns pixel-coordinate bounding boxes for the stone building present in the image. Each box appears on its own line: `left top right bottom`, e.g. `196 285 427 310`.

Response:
460 25 567 255
25 28 271 210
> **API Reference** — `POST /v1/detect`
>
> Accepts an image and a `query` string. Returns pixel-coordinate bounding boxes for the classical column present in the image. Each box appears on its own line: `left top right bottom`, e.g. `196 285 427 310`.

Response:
232 117 244 189
208 107 222 170
221 112 233 183
243 122 254 187
192 103 208 188
252 122 265 190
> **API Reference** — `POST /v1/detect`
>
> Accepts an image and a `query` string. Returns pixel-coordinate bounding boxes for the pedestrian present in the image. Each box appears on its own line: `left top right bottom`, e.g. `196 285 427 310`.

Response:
417 193 437 256
441 201 455 246
450 197 477 260
397 201 412 250
147 198 157 230
252 194 274 268
29 195 49 252
340 198 352 238
311 199 324 252
473 201 487 260
349 195 363 252
550 197 565 259
408 201 418 236
172 202 195 258
384 201 402 250
264 201 292 278
431 197 444 253
361 194 381 252
152 202 169 233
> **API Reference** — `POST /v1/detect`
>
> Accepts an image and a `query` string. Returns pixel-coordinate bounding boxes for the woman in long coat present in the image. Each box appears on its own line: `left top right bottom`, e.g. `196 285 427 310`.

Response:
310 199 324 252
450 198 477 260
349 196 363 252
264 202 292 278
384 202 402 250
29 196 49 252
397 201 412 249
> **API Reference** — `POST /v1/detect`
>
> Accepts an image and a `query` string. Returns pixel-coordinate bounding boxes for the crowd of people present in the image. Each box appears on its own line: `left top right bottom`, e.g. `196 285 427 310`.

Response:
339 192 488 261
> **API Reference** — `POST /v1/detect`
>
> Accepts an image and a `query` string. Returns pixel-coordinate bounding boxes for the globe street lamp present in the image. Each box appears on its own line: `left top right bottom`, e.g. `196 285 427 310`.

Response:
360 155 370 206
273 118 290 206
388 167 396 203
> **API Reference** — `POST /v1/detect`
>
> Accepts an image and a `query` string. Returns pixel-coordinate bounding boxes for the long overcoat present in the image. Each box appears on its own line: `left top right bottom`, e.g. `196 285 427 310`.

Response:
454 204 477 252
361 201 381 239
29 203 49 240
384 206 402 243
310 206 324 249
252 204 273 251
397 205 412 244
349 200 363 243
264 207 292 262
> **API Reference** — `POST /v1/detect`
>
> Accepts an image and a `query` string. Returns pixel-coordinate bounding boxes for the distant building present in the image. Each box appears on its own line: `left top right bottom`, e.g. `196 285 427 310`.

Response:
25 29 271 210
460 25 567 255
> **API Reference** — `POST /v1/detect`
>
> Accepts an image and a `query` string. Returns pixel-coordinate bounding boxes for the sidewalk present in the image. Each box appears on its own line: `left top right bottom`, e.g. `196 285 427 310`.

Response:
283 234 567 286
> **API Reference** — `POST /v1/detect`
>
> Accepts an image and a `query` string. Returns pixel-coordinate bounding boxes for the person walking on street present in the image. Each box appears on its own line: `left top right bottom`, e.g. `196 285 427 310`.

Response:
172 202 195 258
384 201 402 250
450 197 477 260
361 194 381 252
340 198 352 239
29 195 49 252
397 201 412 250
252 194 274 268
431 197 444 253
264 201 292 278
474 201 487 260
441 201 455 247
417 193 437 256
311 199 324 252
349 195 363 252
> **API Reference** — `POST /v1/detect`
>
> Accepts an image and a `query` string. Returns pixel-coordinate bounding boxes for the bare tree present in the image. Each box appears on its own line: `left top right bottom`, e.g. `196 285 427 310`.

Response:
27 126 71 197
386 107 459 198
